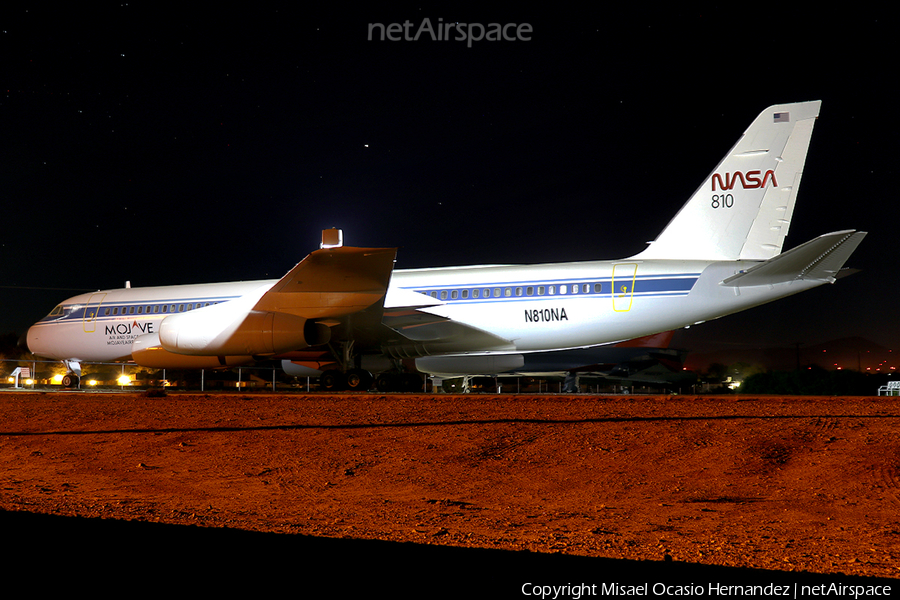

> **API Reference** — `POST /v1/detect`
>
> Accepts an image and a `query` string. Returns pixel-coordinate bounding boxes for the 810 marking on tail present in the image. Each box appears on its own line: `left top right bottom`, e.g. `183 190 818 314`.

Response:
711 194 734 209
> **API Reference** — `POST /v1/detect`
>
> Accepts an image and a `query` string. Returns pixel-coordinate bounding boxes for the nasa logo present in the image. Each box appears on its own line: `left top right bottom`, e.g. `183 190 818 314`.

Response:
711 170 777 191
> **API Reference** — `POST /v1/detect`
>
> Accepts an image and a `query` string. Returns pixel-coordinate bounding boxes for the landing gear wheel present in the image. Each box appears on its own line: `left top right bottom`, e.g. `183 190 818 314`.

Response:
319 371 343 391
375 373 396 393
61 373 79 388
344 369 373 392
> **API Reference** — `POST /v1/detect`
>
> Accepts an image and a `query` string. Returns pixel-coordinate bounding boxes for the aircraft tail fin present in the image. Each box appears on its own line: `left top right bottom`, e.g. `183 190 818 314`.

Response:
634 101 822 261
720 230 866 287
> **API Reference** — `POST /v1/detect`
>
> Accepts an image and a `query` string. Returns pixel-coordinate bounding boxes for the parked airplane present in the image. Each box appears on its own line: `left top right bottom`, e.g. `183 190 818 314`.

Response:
26 101 865 390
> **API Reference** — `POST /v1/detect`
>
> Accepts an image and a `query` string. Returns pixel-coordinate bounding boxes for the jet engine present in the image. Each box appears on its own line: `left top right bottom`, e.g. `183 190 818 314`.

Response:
131 332 255 369
159 304 330 356
131 299 331 368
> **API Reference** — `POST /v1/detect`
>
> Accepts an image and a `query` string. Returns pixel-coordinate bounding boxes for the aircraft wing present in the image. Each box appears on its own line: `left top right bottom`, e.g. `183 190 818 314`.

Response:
381 306 516 354
720 230 866 287
253 246 397 319
252 244 511 355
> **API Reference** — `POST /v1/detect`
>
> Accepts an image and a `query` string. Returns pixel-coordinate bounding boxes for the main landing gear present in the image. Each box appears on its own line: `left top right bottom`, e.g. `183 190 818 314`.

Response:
319 369 374 392
317 369 423 392
316 340 424 392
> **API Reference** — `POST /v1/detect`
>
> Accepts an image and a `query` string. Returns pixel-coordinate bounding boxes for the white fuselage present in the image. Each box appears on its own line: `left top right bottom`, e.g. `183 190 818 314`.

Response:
26 257 821 364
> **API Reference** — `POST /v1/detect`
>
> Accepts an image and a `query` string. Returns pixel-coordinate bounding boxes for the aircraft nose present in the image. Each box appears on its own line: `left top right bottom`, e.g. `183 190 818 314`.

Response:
21 326 42 357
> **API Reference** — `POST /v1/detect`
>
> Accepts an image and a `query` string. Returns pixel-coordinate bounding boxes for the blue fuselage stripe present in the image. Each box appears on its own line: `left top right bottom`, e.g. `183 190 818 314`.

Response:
405 275 699 303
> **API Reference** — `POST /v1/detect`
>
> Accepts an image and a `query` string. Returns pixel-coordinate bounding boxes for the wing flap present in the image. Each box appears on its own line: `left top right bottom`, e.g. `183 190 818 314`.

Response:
382 307 515 353
254 246 397 319
721 230 866 287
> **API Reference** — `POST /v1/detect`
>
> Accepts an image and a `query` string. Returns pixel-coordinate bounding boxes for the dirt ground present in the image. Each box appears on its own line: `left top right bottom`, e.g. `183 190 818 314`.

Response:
0 391 898 582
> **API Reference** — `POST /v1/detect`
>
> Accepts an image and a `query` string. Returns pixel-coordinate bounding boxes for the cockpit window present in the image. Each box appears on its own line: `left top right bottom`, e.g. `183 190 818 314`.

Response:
48 305 64 317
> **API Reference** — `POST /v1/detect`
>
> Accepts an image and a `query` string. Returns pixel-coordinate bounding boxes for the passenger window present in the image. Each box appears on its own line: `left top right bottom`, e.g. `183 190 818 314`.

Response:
594 283 602 293
451 290 458 299
430 291 437 298
560 286 567 295
440 291 447 300
104 308 110 316
178 304 184 312
113 307 119 315
526 287 533 296
548 286 555 295
462 290 469 299
571 285 578 294
494 288 501 298
162 305 168 313
129 307 135 314
504 288 511 297
472 289 479 298
583 284 590 294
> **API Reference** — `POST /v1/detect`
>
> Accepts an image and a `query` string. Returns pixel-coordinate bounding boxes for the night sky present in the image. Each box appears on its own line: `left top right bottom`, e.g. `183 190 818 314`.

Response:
2 6 895 353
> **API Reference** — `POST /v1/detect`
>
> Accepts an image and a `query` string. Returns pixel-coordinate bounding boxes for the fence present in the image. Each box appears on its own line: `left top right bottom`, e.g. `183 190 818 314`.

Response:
0 359 309 392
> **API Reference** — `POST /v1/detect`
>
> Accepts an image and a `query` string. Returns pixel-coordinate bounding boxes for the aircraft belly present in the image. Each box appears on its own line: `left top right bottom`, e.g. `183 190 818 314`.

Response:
437 297 674 352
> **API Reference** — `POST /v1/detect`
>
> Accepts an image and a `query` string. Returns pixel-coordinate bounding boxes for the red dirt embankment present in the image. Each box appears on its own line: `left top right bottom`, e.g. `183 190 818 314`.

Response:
0 392 897 579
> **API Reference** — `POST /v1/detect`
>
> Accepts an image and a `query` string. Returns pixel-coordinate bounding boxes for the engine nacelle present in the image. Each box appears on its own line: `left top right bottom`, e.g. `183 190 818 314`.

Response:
158 301 330 357
415 354 525 376
132 332 255 369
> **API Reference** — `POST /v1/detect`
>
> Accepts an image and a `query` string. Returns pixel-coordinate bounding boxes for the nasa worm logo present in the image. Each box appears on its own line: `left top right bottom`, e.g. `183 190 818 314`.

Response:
711 170 777 191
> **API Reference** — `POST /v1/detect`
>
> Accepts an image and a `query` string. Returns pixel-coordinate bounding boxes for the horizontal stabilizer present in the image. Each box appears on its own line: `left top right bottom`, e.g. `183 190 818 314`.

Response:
254 246 397 319
720 230 866 287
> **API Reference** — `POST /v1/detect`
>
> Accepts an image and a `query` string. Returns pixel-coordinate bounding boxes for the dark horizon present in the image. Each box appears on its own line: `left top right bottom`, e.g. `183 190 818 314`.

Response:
2 7 893 352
